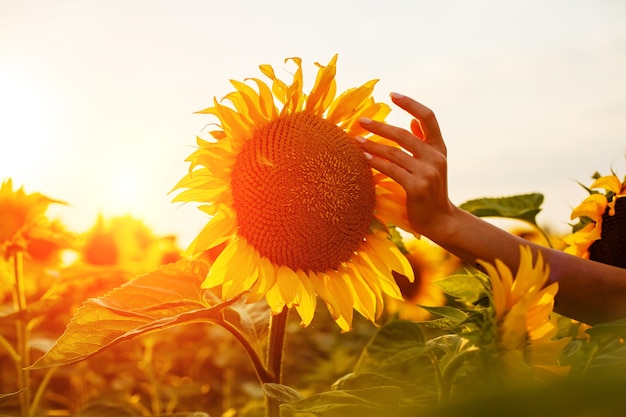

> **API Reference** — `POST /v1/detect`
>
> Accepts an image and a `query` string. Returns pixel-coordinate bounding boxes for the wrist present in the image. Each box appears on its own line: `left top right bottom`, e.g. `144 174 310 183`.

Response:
418 203 463 246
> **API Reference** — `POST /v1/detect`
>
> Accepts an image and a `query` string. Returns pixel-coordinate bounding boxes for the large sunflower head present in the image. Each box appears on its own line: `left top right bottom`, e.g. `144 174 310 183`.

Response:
564 171 626 268
173 55 414 331
479 246 569 381
0 178 65 259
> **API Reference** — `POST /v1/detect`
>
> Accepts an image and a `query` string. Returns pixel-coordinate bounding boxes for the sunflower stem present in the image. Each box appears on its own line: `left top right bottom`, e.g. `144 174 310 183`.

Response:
440 349 478 404
13 251 32 417
266 306 289 417
217 314 274 384
532 222 554 249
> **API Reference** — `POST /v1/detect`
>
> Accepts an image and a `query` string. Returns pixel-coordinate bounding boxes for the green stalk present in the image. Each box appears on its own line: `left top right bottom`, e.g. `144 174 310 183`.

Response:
440 349 478 404
426 351 444 405
265 307 289 417
142 337 162 415
29 366 58 416
218 315 274 384
13 251 32 417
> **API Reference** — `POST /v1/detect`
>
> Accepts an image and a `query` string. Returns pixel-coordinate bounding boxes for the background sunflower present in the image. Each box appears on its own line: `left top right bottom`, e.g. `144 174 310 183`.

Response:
564 172 626 268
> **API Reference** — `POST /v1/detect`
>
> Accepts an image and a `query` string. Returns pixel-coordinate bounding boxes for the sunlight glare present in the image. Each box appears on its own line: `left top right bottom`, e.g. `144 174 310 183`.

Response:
105 168 144 216
0 69 58 181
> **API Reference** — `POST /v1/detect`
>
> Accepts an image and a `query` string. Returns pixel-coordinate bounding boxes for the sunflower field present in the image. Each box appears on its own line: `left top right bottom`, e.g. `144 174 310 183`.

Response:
2 56 626 417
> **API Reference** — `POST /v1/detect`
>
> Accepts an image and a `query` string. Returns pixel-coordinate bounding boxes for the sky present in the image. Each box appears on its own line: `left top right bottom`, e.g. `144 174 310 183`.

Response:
1 0 625 248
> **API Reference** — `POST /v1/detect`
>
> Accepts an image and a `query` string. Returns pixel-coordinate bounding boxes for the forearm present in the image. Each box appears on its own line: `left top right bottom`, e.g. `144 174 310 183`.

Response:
427 206 626 325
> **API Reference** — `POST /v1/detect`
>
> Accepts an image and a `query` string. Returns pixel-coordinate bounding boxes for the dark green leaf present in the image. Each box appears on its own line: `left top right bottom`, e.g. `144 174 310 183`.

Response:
585 318 626 339
419 305 468 322
435 273 487 304
459 193 544 224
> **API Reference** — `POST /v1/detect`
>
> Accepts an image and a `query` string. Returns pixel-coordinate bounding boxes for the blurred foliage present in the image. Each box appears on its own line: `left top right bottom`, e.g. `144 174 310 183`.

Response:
2 187 626 417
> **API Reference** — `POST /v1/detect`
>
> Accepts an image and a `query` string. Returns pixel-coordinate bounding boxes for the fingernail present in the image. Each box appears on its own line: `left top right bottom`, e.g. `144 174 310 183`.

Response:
354 135 367 143
390 92 404 100
358 117 372 125
363 152 373 160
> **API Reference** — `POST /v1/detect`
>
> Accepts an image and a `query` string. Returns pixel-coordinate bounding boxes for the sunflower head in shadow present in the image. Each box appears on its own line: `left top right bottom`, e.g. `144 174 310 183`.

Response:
564 171 626 268
173 55 415 331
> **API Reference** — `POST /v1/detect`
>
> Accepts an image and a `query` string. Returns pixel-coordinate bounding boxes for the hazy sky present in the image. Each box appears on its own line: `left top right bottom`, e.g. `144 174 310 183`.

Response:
1 0 625 247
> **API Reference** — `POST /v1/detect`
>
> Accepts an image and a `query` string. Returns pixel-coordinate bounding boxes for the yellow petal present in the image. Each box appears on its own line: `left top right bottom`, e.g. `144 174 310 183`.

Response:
276 265 300 307
365 234 414 282
590 175 622 195
479 258 507 320
265 282 286 314
184 211 236 257
326 269 354 329
202 237 240 289
222 240 260 299
245 77 279 120
305 54 337 116
246 256 278 303
310 273 342 320
355 238 407 299
259 63 289 104
343 264 377 322
294 270 316 326
326 79 378 124
570 194 607 221
229 79 270 124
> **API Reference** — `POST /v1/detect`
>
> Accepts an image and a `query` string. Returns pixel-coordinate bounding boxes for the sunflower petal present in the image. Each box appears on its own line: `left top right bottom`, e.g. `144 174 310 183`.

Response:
276 265 300 307
365 234 414 282
184 211 237 257
247 256 278 303
222 240 261 299
326 79 378 125
202 238 239 289
294 270 316 326
570 194 608 221
229 79 271 124
305 54 338 116
344 263 378 322
590 175 622 195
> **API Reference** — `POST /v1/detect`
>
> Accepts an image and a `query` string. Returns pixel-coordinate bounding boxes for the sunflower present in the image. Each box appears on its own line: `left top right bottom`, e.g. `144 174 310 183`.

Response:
564 172 626 268
479 246 569 381
386 237 461 321
81 214 181 272
0 179 65 259
172 55 414 331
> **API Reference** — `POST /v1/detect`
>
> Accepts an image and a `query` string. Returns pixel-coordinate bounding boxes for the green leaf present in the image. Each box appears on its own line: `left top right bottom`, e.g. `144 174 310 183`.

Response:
585 318 626 339
262 383 305 403
332 372 406 391
358 320 425 368
355 320 438 401
222 296 270 352
280 386 403 417
435 273 488 304
419 305 468 322
459 193 544 224
29 260 241 369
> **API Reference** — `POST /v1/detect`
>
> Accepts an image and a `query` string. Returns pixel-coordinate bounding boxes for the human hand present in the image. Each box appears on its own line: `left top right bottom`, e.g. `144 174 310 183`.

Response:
356 93 455 239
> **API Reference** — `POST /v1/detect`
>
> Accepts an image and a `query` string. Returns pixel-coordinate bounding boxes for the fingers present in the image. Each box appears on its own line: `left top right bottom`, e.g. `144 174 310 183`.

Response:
358 141 416 189
357 117 425 157
356 135 419 177
389 92 446 154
